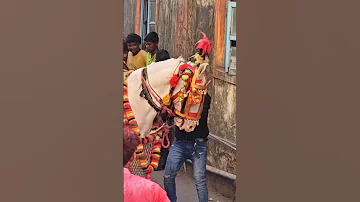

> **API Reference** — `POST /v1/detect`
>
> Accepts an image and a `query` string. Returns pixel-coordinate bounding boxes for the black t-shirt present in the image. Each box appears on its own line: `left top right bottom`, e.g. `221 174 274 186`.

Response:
175 93 211 141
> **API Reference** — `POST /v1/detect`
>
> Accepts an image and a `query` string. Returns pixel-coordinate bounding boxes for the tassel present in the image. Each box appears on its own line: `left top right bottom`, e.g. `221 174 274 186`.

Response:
193 52 205 64
162 94 170 106
169 75 180 87
194 32 212 56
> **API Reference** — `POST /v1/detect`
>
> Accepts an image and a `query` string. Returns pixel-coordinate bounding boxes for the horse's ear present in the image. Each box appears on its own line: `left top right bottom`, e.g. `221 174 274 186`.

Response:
177 56 186 62
198 63 209 77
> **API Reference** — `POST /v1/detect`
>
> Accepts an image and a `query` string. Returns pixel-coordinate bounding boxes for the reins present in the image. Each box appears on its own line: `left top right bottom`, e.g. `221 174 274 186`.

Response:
140 61 182 117
140 74 174 116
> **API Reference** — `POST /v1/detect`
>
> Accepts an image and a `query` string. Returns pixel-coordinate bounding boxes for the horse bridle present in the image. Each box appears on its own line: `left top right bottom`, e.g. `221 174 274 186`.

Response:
139 61 202 129
140 68 163 113
139 65 179 123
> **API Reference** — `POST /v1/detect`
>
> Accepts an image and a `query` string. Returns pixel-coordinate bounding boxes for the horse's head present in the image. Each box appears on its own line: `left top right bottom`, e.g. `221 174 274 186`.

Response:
168 61 210 132
167 32 212 132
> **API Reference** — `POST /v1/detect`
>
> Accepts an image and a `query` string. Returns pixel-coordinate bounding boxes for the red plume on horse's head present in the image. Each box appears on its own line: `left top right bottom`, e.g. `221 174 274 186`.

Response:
194 32 212 57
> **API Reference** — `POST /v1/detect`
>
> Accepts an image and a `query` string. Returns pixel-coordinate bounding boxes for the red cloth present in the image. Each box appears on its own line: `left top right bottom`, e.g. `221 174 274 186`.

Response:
123 168 170 202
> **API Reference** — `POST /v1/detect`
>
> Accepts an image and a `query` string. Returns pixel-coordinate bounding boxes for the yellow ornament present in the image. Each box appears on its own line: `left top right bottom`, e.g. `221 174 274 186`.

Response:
180 92 187 98
194 53 204 64
162 94 170 105
188 92 202 104
181 75 189 80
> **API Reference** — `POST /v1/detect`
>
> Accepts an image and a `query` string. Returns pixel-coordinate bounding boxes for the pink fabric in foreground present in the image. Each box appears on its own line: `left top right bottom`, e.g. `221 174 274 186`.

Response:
124 168 170 202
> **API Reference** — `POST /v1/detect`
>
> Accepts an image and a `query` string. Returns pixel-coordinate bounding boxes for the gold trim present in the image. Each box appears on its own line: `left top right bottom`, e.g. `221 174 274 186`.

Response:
174 109 200 120
192 84 207 90
184 69 199 117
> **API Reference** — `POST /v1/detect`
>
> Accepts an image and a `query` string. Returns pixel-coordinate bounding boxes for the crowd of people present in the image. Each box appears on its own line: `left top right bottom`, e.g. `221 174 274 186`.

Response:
123 32 170 73
123 31 212 202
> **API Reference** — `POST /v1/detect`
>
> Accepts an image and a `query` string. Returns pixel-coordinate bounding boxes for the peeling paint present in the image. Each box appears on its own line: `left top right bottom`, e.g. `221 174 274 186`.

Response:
207 138 236 175
123 0 137 36
226 84 235 123
209 78 236 143
196 0 213 7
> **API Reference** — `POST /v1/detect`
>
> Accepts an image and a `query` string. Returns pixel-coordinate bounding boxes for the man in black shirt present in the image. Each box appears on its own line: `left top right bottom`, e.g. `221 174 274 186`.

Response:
164 93 211 202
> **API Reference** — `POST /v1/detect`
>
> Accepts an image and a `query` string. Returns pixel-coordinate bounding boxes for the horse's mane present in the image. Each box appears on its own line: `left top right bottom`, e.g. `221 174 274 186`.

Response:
155 56 185 64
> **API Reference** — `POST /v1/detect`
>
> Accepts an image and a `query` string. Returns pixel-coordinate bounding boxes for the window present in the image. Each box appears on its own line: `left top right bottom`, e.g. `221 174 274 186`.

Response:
147 0 156 33
224 1 236 75
140 0 147 46
140 0 157 49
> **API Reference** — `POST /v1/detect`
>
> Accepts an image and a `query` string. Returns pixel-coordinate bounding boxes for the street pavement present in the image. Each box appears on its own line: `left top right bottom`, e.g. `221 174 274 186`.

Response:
151 169 233 202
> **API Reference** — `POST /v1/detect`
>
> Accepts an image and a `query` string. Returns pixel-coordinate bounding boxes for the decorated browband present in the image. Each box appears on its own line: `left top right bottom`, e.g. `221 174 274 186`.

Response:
167 32 212 121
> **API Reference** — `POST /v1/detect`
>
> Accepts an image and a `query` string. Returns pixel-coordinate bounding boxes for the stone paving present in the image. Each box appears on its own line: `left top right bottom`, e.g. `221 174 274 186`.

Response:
151 169 233 202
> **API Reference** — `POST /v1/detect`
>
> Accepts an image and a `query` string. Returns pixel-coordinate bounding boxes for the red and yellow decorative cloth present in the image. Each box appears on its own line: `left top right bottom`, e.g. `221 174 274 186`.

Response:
123 81 166 179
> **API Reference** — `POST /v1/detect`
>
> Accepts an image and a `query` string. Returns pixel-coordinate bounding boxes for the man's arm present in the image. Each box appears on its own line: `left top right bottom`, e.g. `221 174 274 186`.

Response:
199 94 211 121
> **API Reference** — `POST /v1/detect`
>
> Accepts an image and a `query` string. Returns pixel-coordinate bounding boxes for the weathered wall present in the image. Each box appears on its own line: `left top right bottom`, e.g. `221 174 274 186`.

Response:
123 0 137 36
207 79 236 175
208 80 236 142
157 0 215 95
157 0 215 59
156 0 178 56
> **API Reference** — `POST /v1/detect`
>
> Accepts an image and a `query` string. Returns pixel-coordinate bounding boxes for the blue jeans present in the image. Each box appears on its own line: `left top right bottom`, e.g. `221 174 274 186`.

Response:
163 139 208 202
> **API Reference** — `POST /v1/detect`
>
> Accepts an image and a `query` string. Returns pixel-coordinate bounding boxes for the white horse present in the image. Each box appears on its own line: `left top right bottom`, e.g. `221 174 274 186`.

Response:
126 57 209 138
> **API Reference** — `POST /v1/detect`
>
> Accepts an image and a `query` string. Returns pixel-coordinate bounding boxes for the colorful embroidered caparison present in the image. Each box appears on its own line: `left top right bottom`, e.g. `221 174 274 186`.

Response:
123 81 165 179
